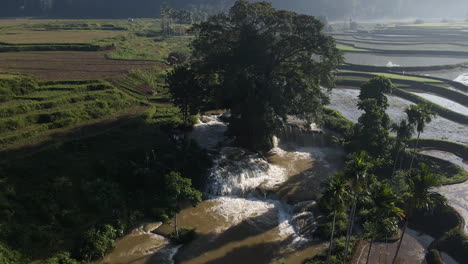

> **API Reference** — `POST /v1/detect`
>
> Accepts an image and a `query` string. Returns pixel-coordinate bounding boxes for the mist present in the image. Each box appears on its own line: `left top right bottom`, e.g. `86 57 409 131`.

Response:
260 0 468 21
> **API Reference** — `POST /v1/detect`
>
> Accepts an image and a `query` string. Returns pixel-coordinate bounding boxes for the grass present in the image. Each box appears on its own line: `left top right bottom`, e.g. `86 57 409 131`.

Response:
369 72 442 82
336 44 369 52
105 35 192 61
403 22 468 28
0 75 143 149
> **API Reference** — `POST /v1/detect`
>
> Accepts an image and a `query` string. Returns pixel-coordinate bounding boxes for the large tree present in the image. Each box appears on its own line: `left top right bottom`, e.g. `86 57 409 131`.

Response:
189 0 342 151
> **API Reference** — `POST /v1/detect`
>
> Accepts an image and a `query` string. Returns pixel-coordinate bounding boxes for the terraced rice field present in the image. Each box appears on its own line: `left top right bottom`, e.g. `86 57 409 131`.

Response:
0 51 159 80
410 92 468 115
327 88 468 144
0 30 123 44
344 52 468 67
0 78 140 148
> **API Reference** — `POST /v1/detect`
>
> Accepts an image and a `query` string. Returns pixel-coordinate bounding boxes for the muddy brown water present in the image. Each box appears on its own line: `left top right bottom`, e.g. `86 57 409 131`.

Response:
97 116 344 264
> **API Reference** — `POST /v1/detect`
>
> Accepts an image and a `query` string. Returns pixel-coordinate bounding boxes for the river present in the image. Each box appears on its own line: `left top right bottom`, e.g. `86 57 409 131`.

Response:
97 115 345 264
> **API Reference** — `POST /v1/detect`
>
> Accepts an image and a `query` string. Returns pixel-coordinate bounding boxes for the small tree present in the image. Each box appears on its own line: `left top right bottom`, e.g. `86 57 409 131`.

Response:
320 173 351 263
391 163 446 264
342 151 374 262
166 65 206 127
164 171 202 238
350 77 393 159
405 104 436 169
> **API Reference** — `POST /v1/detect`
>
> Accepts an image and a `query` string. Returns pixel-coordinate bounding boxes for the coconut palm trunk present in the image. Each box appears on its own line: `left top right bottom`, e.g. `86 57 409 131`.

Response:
409 132 421 169
366 235 374 264
392 220 408 264
327 211 337 264
343 197 357 263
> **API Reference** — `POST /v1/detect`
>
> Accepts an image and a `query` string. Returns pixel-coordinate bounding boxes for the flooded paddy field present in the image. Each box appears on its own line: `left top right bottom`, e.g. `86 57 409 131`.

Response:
344 52 468 67
328 88 468 144
409 92 468 115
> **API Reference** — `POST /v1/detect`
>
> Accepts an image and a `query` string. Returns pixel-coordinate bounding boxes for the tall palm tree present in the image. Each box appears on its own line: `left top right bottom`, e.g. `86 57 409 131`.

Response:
391 163 446 264
321 173 350 264
342 151 373 263
405 104 436 169
391 119 414 175
365 183 404 264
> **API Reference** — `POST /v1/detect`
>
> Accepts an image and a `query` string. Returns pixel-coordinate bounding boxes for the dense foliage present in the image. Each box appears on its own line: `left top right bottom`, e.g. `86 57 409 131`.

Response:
347 77 393 159
183 0 342 151
0 100 210 262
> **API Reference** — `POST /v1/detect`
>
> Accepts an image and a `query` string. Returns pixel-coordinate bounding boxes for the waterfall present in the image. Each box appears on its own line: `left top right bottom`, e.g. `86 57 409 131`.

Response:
206 147 287 196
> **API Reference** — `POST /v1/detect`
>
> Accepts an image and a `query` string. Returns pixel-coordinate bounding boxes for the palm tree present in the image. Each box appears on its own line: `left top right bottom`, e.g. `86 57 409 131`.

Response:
321 173 350 264
342 151 373 263
391 163 446 264
405 104 436 169
365 183 404 264
391 119 414 175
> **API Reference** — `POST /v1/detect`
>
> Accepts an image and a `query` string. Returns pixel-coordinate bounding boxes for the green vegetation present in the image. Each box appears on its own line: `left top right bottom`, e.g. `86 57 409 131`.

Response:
0 76 142 148
370 73 442 83
181 0 342 151
347 77 393 159
336 44 369 52
315 76 460 264
77 225 120 261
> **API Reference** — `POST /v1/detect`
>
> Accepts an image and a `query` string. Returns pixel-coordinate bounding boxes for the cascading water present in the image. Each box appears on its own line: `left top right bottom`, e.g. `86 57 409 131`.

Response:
100 114 344 264
206 147 287 196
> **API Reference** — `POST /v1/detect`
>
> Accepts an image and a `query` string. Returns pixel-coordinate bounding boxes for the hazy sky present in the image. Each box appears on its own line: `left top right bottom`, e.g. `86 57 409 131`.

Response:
258 0 468 20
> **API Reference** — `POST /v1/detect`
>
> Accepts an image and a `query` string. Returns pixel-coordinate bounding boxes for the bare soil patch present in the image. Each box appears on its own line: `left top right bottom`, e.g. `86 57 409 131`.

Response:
0 30 123 44
0 51 160 80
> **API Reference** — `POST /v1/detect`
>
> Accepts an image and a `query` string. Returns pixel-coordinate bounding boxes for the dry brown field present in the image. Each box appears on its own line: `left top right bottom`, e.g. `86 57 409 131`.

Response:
0 29 123 44
0 50 160 80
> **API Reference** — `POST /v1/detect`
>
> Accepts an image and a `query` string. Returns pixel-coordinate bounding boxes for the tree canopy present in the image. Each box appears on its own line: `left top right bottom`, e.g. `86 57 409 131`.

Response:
188 0 342 150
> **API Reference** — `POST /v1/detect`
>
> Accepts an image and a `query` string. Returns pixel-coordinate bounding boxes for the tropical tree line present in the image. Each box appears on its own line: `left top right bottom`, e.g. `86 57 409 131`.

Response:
308 77 444 264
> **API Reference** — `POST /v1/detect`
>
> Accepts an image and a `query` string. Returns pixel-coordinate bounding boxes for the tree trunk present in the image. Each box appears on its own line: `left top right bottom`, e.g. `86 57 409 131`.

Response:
409 132 420 169
175 213 179 238
392 221 408 264
327 212 337 264
366 236 374 264
392 147 401 176
343 198 357 263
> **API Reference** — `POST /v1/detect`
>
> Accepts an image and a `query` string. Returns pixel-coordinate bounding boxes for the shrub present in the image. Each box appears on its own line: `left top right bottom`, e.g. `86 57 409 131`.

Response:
0 242 24 264
76 225 118 262
43 252 79 264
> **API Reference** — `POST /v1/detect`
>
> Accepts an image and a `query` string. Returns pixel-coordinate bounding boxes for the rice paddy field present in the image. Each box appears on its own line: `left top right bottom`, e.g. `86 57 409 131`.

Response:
0 18 185 150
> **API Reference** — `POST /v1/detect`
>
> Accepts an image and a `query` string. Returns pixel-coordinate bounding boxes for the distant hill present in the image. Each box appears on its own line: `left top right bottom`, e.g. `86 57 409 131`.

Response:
2 0 468 20
0 0 234 18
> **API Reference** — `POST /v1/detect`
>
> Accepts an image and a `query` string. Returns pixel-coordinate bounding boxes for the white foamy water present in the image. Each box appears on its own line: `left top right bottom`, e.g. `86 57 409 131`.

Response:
207 147 287 196
410 92 468 115
190 115 227 149
387 61 400 67
454 73 468 86
209 196 311 245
